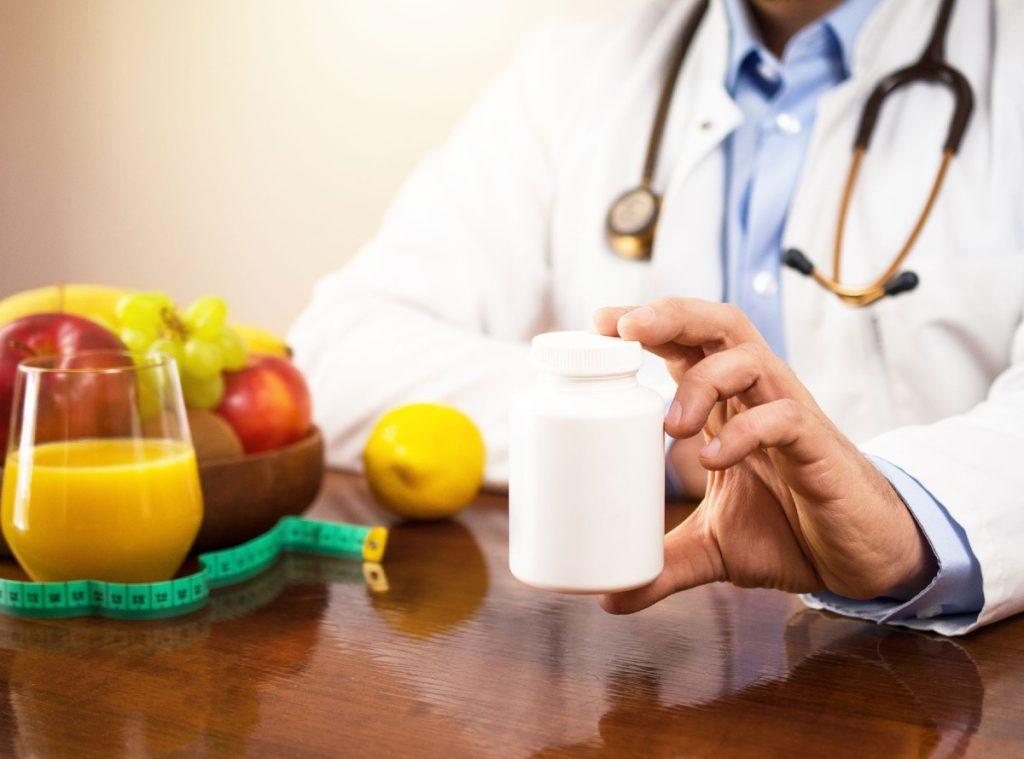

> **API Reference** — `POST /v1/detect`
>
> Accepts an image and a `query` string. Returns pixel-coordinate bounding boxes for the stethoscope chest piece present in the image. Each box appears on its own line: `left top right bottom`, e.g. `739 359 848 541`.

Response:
606 186 660 261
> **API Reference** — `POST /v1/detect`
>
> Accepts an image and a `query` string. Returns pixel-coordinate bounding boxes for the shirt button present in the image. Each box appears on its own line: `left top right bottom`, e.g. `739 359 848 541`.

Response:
752 271 778 296
756 59 779 83
775 112 802 135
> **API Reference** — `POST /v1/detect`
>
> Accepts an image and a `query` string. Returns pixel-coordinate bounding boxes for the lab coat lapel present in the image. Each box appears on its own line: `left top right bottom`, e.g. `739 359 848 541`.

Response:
782 0 938 281
656 0 739 198
779 0 996 441
650 0 740 300
781 0 990 283
555 0 736 325
776 0 926 436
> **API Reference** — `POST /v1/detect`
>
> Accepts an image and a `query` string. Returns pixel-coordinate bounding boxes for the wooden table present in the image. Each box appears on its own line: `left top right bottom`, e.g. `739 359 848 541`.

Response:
0 471 1022 757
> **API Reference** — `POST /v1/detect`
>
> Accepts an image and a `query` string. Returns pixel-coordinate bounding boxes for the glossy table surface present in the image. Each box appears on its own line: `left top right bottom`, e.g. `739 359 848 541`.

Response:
0 471 1022 757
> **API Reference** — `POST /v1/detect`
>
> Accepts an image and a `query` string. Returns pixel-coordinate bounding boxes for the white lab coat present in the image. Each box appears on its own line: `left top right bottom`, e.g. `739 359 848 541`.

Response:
290 0 1024 634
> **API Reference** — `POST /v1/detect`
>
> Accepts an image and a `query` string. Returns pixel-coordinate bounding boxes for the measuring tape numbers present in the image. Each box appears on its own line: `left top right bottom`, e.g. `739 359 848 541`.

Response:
0 517 388 621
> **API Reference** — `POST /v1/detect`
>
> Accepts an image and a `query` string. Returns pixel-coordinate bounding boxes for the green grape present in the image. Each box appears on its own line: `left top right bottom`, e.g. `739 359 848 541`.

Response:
181 372 225 410
119 327 155 352
183 296 228 340
183 337 224 379
116 293 165 332
148 336 184 367
219 327 248 370
133 368 163 422
143 291 175 310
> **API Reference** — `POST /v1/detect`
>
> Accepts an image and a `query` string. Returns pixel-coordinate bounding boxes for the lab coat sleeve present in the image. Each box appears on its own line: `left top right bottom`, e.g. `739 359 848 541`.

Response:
838 315 1024 635
804 5 1024 635
803 456 984 632
288 28 564 487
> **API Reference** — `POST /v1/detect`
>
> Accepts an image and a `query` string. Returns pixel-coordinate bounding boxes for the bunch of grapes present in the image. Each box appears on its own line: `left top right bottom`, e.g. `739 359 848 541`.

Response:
115 292 248 409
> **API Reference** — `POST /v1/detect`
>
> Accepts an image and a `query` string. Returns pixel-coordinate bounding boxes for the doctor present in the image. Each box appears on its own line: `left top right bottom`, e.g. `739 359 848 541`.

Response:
290 0 1024 635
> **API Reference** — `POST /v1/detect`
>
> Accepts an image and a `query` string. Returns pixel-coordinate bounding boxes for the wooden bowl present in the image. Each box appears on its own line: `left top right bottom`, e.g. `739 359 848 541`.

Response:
0 428 325 557
191 427 325 551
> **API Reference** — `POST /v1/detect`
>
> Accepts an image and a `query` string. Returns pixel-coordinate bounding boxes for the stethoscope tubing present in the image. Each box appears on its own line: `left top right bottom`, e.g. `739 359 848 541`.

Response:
607 0 974 308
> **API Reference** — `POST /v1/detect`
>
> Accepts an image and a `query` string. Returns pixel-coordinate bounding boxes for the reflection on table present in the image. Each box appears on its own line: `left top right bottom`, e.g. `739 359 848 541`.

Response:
0 471 1018 756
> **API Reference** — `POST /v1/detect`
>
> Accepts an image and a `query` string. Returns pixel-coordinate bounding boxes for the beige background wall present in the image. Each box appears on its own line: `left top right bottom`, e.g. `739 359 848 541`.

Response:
0 0 628 333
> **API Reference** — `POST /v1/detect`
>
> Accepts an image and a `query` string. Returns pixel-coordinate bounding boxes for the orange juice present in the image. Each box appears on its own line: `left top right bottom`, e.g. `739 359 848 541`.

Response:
0 438 203 583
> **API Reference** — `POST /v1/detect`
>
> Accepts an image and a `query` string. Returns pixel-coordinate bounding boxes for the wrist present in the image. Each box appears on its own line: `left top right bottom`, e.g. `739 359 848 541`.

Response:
883 484 939 600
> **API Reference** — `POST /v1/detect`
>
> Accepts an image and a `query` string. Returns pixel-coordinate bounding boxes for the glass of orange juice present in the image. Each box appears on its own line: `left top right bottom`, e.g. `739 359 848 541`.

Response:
0 351 203 583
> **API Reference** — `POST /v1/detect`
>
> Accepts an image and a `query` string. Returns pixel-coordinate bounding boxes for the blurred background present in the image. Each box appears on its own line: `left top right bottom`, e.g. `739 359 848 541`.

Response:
0 0 627 333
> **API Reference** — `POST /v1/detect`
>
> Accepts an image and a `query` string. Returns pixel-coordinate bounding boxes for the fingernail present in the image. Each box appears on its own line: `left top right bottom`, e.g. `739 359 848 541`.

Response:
701 438 721 458
666 400 683 428
623 306 654 325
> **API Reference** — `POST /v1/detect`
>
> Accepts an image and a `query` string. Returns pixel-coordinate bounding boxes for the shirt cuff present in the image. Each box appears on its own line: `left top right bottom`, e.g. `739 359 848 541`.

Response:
804 455 984 629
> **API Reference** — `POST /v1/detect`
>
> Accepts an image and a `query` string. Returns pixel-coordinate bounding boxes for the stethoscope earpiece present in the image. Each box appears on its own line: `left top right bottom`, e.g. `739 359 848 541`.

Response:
783 248 919 303
782 248 815 276
882 270 919 297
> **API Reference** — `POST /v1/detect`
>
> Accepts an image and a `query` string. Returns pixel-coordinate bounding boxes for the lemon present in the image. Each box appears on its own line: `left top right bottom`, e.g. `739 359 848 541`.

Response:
363 403 486 520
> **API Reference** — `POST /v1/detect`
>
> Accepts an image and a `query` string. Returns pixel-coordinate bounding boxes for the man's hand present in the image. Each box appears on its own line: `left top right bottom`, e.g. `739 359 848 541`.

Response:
667 433 709 498
593 298 937 613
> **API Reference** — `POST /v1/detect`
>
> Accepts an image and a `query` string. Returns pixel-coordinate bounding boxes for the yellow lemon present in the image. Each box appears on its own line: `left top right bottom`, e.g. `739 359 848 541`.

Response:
363 403 486 520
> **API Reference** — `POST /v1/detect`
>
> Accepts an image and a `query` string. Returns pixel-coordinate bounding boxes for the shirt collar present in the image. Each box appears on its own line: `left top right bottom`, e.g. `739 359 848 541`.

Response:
825 0 881 75
721 0 765 90
720 0 881 89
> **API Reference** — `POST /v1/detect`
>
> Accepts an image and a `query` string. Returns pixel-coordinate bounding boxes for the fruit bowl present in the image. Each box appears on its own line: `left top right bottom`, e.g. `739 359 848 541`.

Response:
0 428 325 558
190 427 325 551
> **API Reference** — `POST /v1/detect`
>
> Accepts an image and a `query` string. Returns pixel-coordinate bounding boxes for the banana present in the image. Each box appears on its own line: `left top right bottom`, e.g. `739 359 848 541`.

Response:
231 322 291 357
0 284 291 358
0 284 129 330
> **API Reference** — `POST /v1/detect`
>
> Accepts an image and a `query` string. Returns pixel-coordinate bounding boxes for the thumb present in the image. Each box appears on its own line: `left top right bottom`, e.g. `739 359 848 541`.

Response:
598 511 722 614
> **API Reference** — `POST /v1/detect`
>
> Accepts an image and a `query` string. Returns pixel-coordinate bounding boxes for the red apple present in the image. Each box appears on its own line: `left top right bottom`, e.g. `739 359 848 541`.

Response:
0 313 127 450
215 355 312 454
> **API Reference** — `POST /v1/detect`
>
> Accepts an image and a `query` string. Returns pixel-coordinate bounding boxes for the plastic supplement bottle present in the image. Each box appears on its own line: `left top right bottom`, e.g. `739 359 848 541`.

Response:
509 331 665 593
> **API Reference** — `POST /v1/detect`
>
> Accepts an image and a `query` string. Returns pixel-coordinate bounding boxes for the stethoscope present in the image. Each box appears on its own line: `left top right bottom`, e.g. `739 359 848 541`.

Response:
605 0 973 307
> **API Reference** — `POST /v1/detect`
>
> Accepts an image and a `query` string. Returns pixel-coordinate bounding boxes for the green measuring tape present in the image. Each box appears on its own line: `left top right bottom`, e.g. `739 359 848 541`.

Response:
0 517 388 620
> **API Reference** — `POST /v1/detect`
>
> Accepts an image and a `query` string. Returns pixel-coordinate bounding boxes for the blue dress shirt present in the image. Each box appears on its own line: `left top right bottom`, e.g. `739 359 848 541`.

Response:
714 0 983 624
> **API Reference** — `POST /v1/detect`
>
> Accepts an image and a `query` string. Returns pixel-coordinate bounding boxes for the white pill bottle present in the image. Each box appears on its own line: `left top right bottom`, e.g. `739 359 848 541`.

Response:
509 331 665 594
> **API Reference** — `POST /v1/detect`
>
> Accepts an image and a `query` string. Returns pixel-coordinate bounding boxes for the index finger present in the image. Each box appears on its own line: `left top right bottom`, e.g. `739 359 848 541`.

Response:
594 305 704 368
593 306 634 337
615 298 763 351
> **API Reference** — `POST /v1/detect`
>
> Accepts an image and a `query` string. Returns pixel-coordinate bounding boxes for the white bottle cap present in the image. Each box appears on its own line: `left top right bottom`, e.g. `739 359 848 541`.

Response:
530 330 643 378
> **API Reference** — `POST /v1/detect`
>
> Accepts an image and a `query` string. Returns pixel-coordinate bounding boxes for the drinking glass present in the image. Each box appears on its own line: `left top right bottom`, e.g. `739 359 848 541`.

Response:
0 351 203 583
